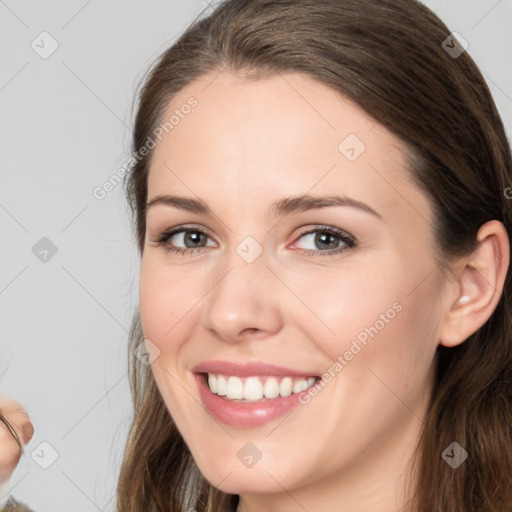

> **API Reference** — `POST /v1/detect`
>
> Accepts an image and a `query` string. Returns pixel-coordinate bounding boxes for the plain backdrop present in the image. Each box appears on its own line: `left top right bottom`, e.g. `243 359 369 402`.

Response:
1 1 511 511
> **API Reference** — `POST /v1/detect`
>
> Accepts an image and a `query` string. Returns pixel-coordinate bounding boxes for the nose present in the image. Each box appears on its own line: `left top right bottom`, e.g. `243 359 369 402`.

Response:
200 246 283 343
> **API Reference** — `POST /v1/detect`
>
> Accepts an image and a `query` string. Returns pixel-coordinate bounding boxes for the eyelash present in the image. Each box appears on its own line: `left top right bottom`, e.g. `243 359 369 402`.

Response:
152 225 357 257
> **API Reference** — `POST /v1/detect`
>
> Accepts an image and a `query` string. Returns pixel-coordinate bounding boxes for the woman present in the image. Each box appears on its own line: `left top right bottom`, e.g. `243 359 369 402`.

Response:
115 0 512 511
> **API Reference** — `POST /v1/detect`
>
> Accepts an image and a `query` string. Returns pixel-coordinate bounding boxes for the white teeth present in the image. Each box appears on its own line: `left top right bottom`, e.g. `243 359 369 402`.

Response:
280 377 293 397
206 373 317 401
293 378 308 394
263 377 280 399
244 377 263 400
208 374 217 394
217 375 227 396
227 376 244 399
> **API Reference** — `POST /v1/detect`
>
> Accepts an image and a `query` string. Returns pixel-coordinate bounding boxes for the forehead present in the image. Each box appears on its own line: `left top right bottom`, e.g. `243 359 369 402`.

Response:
146 71 428 224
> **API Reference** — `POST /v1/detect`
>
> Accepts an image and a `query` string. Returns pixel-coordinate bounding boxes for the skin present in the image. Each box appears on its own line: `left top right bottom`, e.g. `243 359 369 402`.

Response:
0 397 33 482
139 71 509 512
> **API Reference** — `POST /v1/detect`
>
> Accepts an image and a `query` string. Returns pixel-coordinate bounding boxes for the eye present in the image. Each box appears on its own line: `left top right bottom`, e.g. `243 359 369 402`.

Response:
291 226 356 256
151 224 357 257
152 225 216 255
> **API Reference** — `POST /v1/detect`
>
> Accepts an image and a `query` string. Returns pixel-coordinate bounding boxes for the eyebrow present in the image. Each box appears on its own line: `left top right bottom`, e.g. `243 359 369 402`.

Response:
145 194 383 220
269 194 383 220
146 195 210 215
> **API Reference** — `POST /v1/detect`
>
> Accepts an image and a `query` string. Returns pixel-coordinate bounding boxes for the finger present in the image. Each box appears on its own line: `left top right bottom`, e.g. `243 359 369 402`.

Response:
0 418 23 482
0 399 34 445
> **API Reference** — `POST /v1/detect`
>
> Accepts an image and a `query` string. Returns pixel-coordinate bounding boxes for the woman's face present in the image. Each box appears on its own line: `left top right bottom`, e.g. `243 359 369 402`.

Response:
139 71 448 502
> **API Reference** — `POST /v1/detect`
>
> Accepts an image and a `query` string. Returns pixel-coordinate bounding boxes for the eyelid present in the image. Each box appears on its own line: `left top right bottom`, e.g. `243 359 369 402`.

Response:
152 223 214 241
290 225 356 247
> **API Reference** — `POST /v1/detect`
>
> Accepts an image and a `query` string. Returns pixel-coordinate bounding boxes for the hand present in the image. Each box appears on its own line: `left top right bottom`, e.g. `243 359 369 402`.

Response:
0 398 34 482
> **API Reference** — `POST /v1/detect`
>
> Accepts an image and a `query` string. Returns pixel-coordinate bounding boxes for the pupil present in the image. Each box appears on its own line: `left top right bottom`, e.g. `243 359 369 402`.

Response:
316 232 337 250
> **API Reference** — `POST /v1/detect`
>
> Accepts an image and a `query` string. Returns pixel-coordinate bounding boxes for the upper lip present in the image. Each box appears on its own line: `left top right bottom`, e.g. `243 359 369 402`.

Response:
192 360 320 378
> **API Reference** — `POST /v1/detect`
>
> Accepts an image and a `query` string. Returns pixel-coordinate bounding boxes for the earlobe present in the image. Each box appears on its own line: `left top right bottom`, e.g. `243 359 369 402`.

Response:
439 220 510 348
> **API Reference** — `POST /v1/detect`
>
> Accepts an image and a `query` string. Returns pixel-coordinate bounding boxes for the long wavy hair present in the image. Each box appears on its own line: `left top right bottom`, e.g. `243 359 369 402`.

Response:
117 1 512 510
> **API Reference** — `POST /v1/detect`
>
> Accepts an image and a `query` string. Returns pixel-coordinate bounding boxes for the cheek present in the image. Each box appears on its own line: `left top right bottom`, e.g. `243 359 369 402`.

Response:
285 261 404 362
138 260 202 428
289 251 442 383
138 258 202 347
138 268 183 369
139 267 167 342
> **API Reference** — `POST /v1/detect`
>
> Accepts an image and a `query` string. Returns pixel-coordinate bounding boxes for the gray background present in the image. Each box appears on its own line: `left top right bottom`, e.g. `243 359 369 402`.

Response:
1 1 511 511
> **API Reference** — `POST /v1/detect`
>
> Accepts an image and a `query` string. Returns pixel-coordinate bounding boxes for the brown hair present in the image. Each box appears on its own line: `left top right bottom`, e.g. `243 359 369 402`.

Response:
118 1 512 510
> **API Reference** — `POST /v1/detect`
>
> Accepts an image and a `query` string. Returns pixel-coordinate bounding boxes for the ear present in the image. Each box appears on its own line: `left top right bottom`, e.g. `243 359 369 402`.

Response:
439 220 510 348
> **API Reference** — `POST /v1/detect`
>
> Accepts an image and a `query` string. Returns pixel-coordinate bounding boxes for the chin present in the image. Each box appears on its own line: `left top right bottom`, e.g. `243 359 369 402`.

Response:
191 448 306 496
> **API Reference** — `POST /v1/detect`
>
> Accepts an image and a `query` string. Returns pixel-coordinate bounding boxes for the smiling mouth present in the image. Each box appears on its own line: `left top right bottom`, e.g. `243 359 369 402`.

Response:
201 373 320 402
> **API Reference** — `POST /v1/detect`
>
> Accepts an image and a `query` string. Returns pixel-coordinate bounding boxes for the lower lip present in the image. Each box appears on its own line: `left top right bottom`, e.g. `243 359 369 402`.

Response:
195 373 307 428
